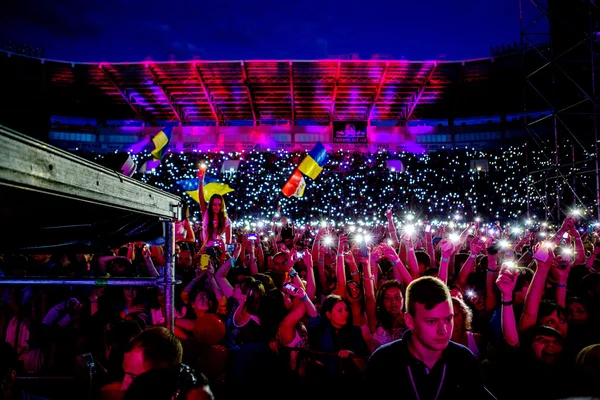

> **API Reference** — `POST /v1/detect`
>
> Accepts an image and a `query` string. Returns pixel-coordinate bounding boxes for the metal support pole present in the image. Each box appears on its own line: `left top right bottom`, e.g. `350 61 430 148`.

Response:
554 114 561 221
164 220 176 333
526 140 530 218
590 0 600 219
545 176 549 221
0 277 158 286
572 144 576 205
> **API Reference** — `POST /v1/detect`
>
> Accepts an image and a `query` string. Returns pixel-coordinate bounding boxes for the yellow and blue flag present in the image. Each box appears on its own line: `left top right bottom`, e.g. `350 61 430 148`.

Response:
150 126 173 160
297 142 330 180
176 176 234 203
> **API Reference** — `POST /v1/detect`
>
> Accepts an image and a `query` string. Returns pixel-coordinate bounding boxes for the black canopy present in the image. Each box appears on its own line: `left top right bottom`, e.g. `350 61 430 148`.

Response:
0 125 181 253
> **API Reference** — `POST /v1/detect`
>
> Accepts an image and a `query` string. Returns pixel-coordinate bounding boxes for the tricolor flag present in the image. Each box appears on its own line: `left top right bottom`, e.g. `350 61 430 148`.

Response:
281 142 329 198
150 126 173 160
297 142 330 180
176 176 234 203
281 170 306 198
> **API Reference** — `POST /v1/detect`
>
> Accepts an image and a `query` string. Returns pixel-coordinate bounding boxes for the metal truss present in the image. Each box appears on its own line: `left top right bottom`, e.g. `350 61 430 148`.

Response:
401 62 438 122
146 65 182 122
521 0 600 220
241 61 258 125
99 65 144 120
193 65 220 124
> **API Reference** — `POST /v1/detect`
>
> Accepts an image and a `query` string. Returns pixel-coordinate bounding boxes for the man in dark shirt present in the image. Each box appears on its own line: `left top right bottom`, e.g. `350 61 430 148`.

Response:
364 276 489 399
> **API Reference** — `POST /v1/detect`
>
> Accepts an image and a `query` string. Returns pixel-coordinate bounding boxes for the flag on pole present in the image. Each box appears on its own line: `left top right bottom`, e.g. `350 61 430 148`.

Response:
282 142 329 197
150 126 173 160
282 170 306 198
297 142 330 179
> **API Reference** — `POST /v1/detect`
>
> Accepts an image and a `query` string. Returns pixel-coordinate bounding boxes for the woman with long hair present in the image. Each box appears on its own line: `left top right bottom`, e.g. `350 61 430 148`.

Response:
307 294 369 400
371 280 406 352
451 296 483 360
197 167 232 248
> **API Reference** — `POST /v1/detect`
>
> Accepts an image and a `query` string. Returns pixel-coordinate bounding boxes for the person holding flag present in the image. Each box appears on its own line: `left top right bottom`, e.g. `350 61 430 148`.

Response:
197 164 232 250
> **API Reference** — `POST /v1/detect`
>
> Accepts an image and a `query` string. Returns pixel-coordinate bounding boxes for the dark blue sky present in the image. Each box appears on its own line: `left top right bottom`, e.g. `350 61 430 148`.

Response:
1 0 523 62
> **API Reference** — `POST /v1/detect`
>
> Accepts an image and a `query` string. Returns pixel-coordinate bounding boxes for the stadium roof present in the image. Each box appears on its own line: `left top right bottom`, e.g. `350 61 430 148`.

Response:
0 50 527 125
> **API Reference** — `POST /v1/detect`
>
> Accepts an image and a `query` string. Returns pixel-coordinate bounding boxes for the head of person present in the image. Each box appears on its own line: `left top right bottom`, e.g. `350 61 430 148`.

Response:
375 280 404 331
537 300 568 338
529 325 564 365
448 284 464 301
207 194 227 238
177 250 193 269
258 289 290 341
253 273 275 293
567 297 590 326
514 267 534 305
271 252 289 274
321 294 351 329
574 344 600 391
404 277 453 352
346 280 363 302
190 287 217 316
451 296 473 336
110 257 132 277
124 365 213 400
232 277 265 315
415 251 431 271
121 327 183 391
124 286 138 302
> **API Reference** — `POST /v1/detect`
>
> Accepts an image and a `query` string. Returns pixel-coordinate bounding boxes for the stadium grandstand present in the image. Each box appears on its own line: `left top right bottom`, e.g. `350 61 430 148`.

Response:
0 49 546 153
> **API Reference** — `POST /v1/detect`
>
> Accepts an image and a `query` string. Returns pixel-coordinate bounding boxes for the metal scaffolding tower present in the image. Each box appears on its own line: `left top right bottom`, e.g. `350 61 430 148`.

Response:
521 0 600 221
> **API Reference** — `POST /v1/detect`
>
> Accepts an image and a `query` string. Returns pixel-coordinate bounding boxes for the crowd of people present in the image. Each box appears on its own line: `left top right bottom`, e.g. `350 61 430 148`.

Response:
121 146 585 223
1 154 600 399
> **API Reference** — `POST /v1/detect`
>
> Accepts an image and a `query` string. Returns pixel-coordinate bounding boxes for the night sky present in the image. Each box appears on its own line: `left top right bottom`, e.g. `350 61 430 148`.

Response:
1 0 523 62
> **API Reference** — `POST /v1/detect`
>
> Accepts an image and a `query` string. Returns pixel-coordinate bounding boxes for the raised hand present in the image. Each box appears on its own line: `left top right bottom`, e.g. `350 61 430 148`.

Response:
338 234 349 255
439 239 454 257
285 282 306 298
496 267 519 298
385 205 393 219
551 257 571 284
302 249 313 266
206 264 215 278
380 243 400 263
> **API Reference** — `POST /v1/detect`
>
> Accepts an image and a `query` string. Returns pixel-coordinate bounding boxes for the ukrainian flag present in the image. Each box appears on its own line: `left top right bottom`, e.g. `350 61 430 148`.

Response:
150 126 173 160
176 176 234 203
297 142 330 180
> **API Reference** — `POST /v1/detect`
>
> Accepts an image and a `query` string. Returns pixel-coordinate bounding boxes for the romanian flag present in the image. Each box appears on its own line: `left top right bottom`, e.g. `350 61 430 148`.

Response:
150 126 173 160
281 170 306 198
297 142 330 180
176 176 234 203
